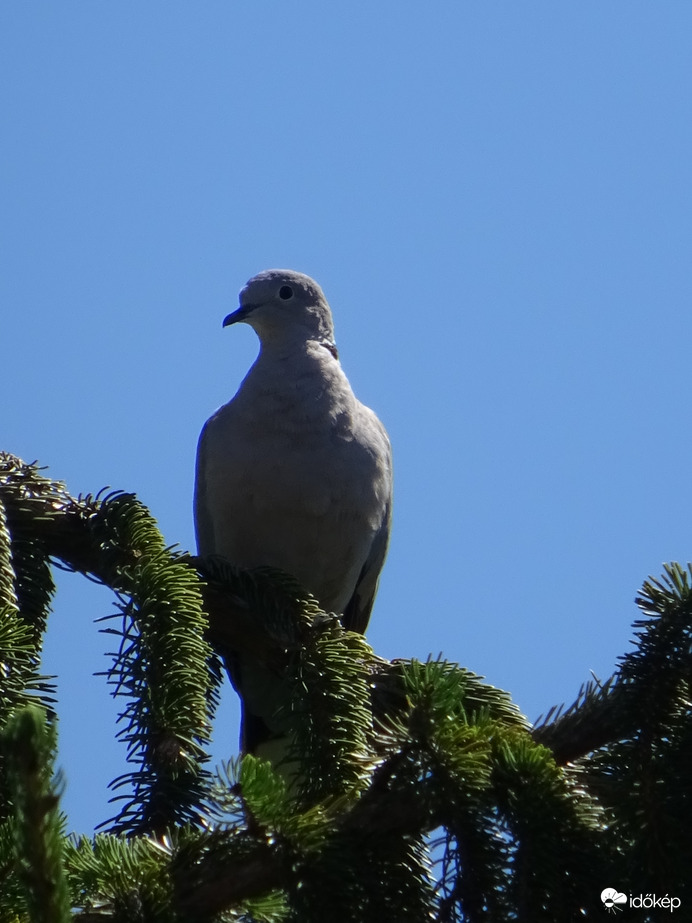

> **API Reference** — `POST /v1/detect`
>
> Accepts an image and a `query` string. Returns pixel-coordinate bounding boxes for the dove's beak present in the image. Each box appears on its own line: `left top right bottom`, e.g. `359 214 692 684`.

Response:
223 303 256 327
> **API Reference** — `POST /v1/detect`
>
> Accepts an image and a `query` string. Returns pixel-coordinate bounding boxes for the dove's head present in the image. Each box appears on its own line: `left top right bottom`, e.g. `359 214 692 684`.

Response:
224 269 336 351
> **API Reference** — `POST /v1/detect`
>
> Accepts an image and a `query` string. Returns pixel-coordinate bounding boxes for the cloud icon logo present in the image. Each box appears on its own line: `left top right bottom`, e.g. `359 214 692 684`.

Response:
601 888 627 911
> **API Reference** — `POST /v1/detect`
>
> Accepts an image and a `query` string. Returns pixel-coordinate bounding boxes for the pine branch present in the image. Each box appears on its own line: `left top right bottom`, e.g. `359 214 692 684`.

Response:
173 778 437 918
0 454 297 675
531 673 635 763
1 705 70 923
534 563 692 764
4 453 691 919
175 659 593 920
1 456 218 835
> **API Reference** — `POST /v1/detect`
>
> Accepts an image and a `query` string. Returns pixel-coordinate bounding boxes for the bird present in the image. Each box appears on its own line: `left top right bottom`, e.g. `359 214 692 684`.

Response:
194 269 392 757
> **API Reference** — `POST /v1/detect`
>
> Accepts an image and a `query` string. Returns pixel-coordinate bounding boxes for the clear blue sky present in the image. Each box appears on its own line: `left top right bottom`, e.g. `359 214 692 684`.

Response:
3 3 692 833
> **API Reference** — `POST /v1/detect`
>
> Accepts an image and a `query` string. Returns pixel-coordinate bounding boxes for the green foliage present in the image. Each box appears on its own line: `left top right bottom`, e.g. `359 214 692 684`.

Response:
0 460 56 642
0 815 26 922
65 834 174 922
97 492 216 834
1 706 70 923
0 453 691 921
286 618 376 803
575 563 692 898
0 459 58 831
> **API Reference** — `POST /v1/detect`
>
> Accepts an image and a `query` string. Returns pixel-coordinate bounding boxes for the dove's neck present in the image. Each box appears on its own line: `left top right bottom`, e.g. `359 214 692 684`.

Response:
256 333 338 363
246 305 335 359
237 339 351 425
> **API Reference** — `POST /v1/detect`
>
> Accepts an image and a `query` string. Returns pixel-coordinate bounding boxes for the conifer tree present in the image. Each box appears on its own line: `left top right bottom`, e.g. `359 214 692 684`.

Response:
0 451 689 921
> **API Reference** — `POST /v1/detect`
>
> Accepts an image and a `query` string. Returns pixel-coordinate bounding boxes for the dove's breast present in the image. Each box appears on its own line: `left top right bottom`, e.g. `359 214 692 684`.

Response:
194 347 391 614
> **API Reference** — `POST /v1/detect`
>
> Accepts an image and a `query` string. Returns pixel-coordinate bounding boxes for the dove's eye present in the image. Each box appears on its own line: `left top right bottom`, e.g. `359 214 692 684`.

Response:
279 285 294 300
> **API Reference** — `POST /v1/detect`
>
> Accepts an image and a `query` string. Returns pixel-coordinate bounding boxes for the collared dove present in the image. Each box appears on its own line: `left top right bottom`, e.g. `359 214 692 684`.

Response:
194 269 392 756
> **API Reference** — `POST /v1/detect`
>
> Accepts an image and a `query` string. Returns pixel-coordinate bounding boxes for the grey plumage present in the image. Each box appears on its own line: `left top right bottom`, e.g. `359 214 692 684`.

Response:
194 269 392 755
